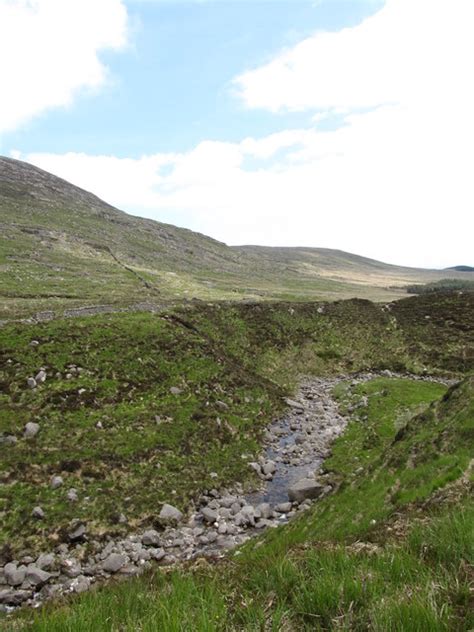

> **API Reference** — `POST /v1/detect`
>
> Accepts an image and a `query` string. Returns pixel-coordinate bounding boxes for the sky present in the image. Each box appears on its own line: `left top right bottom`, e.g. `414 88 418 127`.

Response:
0 0 473 269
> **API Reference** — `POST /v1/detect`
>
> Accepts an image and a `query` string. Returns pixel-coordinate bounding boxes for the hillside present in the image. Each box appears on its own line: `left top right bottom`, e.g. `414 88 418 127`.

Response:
2 156 473 319
1 294 472 629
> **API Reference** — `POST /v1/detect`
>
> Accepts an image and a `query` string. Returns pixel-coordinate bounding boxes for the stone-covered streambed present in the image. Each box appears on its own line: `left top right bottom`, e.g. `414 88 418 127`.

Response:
0 372 443 611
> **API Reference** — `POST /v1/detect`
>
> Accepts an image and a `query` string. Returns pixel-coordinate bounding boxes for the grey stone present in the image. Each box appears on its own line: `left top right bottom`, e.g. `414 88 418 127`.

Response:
201 507 218 523
26 566 51 587
27 377 37 389
35 370 47 384
257 503 273 520
275 502 293 513
31 505 45 519
0 589 32 605
36 553 55 570
4 563 26 587
50 475 63 489
67 488 78 502
285 398 305 410
288 479 325 503
24 422 40 439
141 530 160 546
68 522 86 541
262 460 276 475
69 576 91 593
169 387 182 395
150 548 166 561
102 553 127 573
159 503 183 525
1 435 17 446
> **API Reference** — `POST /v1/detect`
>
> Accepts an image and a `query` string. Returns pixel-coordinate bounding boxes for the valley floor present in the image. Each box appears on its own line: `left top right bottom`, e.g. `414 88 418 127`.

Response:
0 293 472 630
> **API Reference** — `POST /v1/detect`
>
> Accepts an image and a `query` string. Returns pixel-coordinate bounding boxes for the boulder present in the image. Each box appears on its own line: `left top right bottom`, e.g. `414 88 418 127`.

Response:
24 422 40 439
31 506 45 519
68 522 86 542
4 563 26 587
288 479 325 503
36 553 55 570
256 503 273 520
159 503 183 525
102 553 127 573
50 475 63 489
141 530 160 546
27 377 37 389
201 507 218 523
26 566 51 587
0 589 32 605
262 461 276 475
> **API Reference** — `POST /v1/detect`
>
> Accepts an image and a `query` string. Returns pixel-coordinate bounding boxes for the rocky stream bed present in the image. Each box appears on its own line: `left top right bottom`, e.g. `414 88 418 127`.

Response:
0 371 449 612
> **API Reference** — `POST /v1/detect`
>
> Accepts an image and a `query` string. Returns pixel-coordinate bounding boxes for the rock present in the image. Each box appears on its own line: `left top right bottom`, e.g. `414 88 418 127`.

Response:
27 377 37 389
68 522 86 542
50 475 63 489
24 422 40 439
257 503 273 520
215 400 229 410
249 462 262 475
141 530 160 546
36 553 55 570
262 461 276 475
169 387 182 395
4 563 26 587
0 434 17 446
26 566 51 587
61 558 82 578
29 340 40 347
102 553 127 573
285 398 305 410
159 503 183 525
149 548 166 561
69 575 91 593
201 507 218 523
31 506 45 519
67 488 78 502
35 370 47 384
0 589 32 605
288 479 325 503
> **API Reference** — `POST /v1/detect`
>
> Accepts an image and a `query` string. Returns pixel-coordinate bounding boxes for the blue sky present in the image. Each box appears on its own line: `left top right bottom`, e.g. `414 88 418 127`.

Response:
3 1 382 156
1 0 473 268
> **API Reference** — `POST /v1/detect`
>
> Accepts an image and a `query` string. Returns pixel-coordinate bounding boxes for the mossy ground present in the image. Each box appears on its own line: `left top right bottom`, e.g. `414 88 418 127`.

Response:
1 293 473 630
1 293 472 553
6 375 473 631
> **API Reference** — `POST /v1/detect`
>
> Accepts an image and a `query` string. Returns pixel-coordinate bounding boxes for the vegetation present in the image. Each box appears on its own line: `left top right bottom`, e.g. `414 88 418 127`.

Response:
406 279 474 294
6 375 473 631
2 157 474 319
1 293 473 556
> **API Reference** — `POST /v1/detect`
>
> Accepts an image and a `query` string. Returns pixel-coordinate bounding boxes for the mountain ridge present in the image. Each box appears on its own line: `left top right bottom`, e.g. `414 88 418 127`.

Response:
1 155 473 318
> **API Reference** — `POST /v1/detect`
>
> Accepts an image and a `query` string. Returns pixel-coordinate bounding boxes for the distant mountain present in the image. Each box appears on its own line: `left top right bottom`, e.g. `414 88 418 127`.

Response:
1 156 474 318
446 265 474 272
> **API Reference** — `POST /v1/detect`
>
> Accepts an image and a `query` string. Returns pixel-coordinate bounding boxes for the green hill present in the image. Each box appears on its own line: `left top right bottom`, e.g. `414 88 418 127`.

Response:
2 156 473 319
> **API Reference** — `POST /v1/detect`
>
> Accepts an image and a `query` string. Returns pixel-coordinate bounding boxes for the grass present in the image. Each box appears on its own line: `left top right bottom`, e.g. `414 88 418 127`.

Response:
1 294 472 554
5 374 473 631
2 157 474 319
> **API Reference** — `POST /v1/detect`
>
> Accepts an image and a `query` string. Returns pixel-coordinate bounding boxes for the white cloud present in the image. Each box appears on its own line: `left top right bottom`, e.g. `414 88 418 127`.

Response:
15 0 474 268
0 0 128 134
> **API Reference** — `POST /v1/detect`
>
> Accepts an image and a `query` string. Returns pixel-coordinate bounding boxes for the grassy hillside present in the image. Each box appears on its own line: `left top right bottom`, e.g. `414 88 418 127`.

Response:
7 374 473 631
2 156 473 319
1 293 472 555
